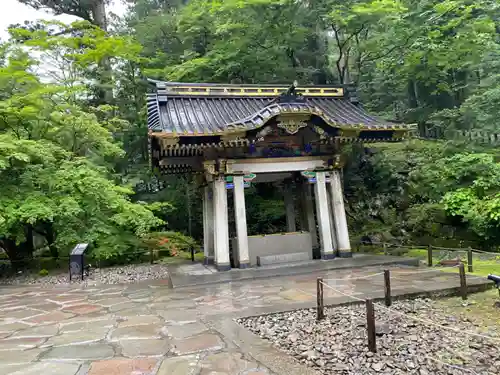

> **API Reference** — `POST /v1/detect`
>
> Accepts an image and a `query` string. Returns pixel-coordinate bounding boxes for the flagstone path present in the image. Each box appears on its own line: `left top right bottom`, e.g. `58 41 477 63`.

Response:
0 265 489 375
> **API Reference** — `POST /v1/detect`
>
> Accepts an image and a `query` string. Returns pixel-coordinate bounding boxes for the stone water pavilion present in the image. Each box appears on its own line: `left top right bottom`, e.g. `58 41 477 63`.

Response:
147 81 414 271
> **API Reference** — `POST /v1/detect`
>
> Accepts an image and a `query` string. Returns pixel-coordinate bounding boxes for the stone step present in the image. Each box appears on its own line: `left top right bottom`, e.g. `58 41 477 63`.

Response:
257 252 310 266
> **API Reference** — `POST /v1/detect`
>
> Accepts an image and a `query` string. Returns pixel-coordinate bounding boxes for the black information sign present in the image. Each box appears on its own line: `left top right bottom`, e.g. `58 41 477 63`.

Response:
69 243 89 281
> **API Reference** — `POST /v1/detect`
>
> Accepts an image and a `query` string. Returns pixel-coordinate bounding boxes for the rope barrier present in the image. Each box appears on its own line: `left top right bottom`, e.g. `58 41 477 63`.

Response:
319 281 500 343
430 245 467 251
0 248 201 265
323 272 385 282
420 355 481 375
321 265 457 283
374 302 500 343
320 282 494 374
472 249 500 256
391 264 460 276
320 281 366 303
358 240 499 255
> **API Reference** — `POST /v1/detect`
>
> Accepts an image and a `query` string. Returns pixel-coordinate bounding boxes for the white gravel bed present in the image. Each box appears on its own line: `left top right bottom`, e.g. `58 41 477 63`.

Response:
238 298 500 375
0 263 170 286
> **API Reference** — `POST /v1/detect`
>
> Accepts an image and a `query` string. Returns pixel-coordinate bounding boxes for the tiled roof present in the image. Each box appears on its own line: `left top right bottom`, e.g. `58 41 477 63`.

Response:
147 81 410 136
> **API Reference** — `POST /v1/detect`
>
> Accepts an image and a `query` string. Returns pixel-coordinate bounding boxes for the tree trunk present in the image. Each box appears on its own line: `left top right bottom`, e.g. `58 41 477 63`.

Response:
1 231 34 270
90 0 107 30
90 0 113 104
44 222 59 258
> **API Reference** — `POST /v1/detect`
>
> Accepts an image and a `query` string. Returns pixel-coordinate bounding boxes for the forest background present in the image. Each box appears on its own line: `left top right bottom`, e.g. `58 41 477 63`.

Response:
1 0 499 268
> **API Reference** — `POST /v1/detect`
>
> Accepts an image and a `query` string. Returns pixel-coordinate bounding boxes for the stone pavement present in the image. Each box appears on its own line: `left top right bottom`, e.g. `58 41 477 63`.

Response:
0 265 490 375
168 253 419 288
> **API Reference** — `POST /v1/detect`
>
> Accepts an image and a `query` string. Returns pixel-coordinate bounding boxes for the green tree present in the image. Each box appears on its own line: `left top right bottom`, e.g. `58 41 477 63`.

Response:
0 39 163 265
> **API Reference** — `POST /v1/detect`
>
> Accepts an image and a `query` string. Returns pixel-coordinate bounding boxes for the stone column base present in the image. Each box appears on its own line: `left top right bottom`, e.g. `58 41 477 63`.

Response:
216 263 231 272
338 250 352 258
321 253 336 260
203 256 214 265
238 262 250 269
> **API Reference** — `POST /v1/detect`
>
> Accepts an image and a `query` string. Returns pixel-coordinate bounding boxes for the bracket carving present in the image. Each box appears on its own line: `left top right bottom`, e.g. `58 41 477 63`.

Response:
160 137 180 148
221 132 246 143
203 160 216 182
218 159 227 175
338 128 361 138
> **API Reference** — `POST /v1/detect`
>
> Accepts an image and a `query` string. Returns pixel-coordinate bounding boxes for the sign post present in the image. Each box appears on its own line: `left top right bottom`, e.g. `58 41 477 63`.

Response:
226 174 256 189
69 243 89 281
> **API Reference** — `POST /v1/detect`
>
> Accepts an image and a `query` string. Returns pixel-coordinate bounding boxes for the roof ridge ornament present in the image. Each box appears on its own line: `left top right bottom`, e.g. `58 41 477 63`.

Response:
277 80 305 104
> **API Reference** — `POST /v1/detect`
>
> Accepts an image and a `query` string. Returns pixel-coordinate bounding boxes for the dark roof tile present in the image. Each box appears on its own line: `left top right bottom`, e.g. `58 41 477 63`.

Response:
147 81 412 135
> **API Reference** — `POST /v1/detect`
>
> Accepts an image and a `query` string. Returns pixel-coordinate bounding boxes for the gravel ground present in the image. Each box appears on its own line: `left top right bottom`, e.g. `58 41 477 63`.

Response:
238 299 500 375
0 263 170 286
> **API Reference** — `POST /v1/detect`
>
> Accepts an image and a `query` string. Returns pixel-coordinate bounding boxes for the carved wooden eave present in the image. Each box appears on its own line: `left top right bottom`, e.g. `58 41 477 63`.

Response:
147 80 416 173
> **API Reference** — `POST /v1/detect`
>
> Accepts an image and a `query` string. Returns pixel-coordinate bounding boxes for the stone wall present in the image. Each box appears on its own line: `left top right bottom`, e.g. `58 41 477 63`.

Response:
232 232 312 266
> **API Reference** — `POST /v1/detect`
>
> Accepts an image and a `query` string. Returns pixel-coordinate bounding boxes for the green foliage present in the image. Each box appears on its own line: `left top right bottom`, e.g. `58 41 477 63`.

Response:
142 230 198 258
0 24 167 265
125 0 500 248
3 0 499 264
438 154 500 240
38 268 49 276
345 141 500 248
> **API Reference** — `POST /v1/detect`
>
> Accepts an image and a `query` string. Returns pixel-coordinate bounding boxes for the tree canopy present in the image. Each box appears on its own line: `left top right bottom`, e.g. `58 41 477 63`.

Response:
0 21 164 266
0 0 498 267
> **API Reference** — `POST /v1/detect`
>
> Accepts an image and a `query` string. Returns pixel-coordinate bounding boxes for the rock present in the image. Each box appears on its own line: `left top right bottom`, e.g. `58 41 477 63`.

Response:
0 263 171 286
372 362 384 372
300 350 318 360
287 333 300 343
316 359 326 367
406 360 416 369
238 297 500 375
469 342 482 350
333 364 349 371
375 323 392 336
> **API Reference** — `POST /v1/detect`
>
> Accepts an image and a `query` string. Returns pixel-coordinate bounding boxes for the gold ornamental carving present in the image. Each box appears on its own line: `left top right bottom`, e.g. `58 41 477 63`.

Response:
203 161 216 175
314 126 327 139
221 131 246 143
277 119 308 135
160 137 180 148
218 159 228 174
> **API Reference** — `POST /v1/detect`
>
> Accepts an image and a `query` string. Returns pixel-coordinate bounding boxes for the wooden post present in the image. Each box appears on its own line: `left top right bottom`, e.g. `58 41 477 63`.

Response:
150 249 154 264
459 263 467 301
366 299 376 353
384 269 392 307
383 243 387 255
191 246 195 262
427 245 433 267
467 247 473 273
317 277 324 321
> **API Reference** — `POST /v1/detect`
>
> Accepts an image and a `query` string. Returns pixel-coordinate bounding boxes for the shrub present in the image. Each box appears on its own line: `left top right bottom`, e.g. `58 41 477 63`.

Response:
39 269 49 276
142 231 197 258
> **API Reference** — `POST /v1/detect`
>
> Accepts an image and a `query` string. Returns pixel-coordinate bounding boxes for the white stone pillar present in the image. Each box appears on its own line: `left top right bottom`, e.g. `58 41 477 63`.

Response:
213 176 231 271
329 170 352 257
203 184 214 265
284 182 296 232
314 171 334 259
302 182 318 248
233 176 250 268
326 185 338 252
